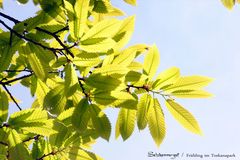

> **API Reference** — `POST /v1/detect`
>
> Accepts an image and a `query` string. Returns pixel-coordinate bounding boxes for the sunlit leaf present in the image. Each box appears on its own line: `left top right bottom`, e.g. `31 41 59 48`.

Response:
221 0 235 9
0 89 8 123
148 98 165 146
137 94 151 130
165 99 202 135
143 44 160 80
72 98 90 132
118 108 136 140
89 104 111 141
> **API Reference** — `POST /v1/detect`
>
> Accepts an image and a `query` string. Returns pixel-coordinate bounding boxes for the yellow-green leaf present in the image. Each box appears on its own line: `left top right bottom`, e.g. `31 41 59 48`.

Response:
165 99 202 135
86 74 125 91
164 76 213 92
89 104 111 141
124 0 137 6
93 64 129 78
152 67 180 90
80 38 116 52
221 0 235 9
72 98 90 132
118 108 136 141
0 89 8 123
148 98 165 146
81 19 122 41
171 90 213 98
137 94 151 130
93 91 135 106
74 0 90 38
143 44 160 80
22 44 47 81
64 63 79 97
113 16 135 50
36 78 50 108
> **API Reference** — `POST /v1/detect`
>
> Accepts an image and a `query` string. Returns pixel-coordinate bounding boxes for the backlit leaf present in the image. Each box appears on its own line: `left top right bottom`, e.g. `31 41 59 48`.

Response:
143 44 160 80
0 89 8 123
221 0 235 9
89 104 111 141
81 19 122 41
118 108 136 140
72 98 90 132
165 99 202 135
137 94 151 130
148 98 165 146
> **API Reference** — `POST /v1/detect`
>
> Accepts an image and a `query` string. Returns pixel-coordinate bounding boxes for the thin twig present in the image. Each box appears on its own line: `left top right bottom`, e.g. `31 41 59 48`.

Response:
0 73 33 85
2 84 22 110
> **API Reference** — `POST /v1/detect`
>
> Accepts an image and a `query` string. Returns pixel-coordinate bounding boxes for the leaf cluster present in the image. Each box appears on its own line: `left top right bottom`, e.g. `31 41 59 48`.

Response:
0 0 212 159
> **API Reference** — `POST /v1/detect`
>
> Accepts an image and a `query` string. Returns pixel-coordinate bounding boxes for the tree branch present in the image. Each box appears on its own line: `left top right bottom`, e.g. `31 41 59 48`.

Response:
2 84 22 111
0 11 76 58
0 73 33 85
36 148 66 160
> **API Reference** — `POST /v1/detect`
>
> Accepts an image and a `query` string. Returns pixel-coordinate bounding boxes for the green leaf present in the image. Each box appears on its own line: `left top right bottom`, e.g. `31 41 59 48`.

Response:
118 108 136 141
66 0 89 39
143 44 160 80
125 71 148 83
148 98 165 146
165 99 202 135
112 46 136 66
0 45 14 72
57 107 75 126
92 0 112 13
72 98 90 132
152 67 180 90
6 128 31 160
124 0 137 6
80 38 116 52
0 89 8 123
81 19 122 41
43 85 67 114
8 108 56 136
93 91 135 106
74 0 90 38
67 148 103 160
22 44 48 81
171 90 213 98
221 0 235 9
86 73 124 91
137 94 151 130
92 64 129 78
113 16 135 50
164 76 213 92
36 78 50 108
0 0 2 8
89 104 111 141
64 63 79 97
73 53 101 67
17 0 29 4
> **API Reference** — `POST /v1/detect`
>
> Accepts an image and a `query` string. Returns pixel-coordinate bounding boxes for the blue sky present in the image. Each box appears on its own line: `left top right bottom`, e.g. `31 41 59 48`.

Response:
1 0 240 160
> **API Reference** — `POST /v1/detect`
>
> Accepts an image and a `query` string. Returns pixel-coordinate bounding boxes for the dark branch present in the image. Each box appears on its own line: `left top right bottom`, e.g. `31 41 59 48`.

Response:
36 148 65 160
0 141 8 146
23 135 40 143
0 73 33 85
78 78 89 98
36 27 74 58
0 12 20 24
53 26 69 34
0 12 75 58
2 84 22 110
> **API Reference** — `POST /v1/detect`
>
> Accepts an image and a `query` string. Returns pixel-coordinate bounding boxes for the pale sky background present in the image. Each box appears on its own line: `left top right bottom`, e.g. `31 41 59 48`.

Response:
1 0 240 160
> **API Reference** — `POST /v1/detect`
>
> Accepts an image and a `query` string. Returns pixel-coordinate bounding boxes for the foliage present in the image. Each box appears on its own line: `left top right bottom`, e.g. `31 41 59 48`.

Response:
221 0 240 9
0 0 212 159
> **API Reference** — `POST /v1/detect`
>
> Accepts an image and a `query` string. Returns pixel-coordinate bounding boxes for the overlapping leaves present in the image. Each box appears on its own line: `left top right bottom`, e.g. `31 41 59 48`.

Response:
0 0 213 159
